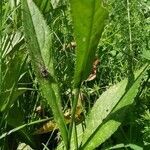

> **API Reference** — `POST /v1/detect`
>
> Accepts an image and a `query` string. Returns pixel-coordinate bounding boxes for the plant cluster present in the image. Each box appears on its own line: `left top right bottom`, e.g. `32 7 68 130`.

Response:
0 0 149 150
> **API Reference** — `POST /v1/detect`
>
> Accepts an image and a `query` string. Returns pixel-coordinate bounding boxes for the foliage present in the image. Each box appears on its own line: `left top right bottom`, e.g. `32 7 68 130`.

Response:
0 0 149 150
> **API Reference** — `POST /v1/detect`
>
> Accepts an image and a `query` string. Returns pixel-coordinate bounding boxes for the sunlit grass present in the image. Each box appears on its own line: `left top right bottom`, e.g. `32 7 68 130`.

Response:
0 0 149 149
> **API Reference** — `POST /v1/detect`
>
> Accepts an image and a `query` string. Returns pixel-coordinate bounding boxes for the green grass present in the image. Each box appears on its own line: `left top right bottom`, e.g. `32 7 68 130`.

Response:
0 0 150 150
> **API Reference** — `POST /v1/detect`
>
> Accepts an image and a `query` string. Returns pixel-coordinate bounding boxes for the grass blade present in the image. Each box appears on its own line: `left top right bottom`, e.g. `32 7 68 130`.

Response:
0 50 27 112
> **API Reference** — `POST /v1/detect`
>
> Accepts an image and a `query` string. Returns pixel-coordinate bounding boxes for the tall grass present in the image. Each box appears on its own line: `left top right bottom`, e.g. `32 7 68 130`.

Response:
0 0 149 149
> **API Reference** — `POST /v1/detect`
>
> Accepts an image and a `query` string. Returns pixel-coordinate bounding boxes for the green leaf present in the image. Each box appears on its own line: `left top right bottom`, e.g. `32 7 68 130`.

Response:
106 143 143 150
2 31 24 59
0 118 50 140
0 88 27 111
70 0 108 87
80 64 149 150
33 0 52 14
51 0 60 9
0 112 50 149
142 50 150 61
0 50 27 112
22 0 68 148
57 124 84 150
126 144 143 150
5 105 36 148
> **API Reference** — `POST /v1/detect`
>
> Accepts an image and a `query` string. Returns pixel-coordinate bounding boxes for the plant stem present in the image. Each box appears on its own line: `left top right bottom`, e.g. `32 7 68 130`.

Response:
127 0 132 55
68 88 80 149
0 0 2 93
73 121 78 149
127 0 135 142
126 0 134 88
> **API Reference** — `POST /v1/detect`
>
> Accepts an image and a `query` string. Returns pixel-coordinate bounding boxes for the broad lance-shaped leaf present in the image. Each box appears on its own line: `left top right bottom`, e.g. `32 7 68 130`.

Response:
22 0 68 148
70 0 108 87
80 64 149 150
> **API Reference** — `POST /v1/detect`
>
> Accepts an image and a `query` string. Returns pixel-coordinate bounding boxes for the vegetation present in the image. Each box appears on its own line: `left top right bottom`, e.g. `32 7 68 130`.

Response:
0 0 149 149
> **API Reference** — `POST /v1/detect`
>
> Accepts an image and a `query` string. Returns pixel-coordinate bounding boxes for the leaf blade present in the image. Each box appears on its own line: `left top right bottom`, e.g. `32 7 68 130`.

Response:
81 64 149 150
22 0 68 148
70 0 108 87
